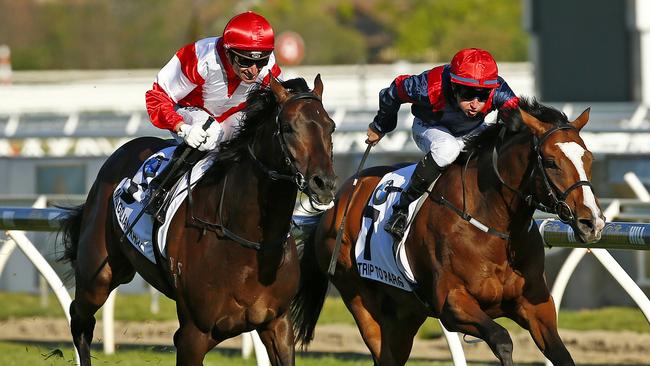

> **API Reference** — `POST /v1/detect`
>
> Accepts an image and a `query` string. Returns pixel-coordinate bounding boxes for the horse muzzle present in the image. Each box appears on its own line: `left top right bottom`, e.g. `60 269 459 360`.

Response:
574 213 605 244
307 173 336 205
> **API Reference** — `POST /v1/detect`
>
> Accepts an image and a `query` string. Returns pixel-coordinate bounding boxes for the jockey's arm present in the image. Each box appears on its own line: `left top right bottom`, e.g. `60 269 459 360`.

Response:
491 78 520 130
370 72 431 135
146 43 203 132
145 84 185 132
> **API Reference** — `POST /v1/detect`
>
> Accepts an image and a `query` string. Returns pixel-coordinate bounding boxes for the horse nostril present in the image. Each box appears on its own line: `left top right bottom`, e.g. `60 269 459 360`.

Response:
311 175 326 191
578 218 594 232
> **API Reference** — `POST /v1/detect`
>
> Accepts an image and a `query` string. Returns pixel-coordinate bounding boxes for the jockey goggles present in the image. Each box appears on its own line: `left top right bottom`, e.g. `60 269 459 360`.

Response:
229 49 271 69
453 84 492 102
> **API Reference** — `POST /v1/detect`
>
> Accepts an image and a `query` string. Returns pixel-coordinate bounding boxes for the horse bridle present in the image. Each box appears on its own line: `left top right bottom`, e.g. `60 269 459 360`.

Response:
187 91 326 251
247 92 324 194
492 124 593 224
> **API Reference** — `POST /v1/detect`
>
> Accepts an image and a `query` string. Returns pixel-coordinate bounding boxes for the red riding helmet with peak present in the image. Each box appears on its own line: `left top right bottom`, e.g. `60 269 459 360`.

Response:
449 48 499 89
223 11 274 60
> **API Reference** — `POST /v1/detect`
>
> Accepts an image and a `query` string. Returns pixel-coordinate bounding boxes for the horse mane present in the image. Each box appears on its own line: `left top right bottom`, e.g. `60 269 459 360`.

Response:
212 77 311 165
463 96 570 153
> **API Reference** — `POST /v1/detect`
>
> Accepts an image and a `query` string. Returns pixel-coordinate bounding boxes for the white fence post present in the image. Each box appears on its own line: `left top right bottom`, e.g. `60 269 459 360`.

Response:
103 289 117 354
439 322 467 366
149 285 160 314
4 229 79 365
624 172 650 202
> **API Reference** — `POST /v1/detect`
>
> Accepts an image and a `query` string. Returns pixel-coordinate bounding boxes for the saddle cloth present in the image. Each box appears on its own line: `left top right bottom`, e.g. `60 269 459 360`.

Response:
112 146 214 263
354 164 420 292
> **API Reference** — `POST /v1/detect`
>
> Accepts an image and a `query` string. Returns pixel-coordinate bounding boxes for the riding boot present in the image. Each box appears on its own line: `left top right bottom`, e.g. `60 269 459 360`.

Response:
145 145 207 222
384 152 444 242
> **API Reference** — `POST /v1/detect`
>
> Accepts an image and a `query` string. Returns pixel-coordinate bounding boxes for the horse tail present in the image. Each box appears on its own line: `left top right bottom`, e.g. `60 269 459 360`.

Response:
57 204 85 265
290 220 329 348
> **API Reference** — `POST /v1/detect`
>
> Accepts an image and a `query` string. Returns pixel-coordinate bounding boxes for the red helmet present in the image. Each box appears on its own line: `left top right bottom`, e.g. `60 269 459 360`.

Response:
222 11 274 52
449 48 499 89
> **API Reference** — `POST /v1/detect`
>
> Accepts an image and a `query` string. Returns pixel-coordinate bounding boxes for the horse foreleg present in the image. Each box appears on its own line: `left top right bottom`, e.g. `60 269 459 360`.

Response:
514 297 575 366
442 289 515 366
379 306 426 366
257 313 295 366
340 283 426 366
337 284 384 364
173 321 215 366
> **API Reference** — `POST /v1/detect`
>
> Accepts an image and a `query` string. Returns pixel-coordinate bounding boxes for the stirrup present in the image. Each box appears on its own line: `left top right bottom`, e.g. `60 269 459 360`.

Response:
144 190 166 223
384 208 409 242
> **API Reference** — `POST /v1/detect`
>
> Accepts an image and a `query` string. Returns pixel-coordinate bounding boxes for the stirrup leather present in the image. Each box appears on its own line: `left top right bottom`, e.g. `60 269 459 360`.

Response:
144 189 168 223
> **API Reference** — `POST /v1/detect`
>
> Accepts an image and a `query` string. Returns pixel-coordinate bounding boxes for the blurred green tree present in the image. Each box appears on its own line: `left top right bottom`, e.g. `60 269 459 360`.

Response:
0 0 527 70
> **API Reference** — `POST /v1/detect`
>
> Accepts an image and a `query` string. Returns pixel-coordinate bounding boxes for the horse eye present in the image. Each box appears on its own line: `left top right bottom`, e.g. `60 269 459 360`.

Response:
544 159 559 169
281 124 293 134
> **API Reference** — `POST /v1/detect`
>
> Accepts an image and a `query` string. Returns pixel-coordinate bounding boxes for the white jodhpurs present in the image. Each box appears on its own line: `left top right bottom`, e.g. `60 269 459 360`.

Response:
411 117 488 167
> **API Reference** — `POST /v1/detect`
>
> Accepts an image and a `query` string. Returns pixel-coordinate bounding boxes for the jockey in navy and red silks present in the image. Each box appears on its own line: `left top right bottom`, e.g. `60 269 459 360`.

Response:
366 48 519 241
141 11 282 219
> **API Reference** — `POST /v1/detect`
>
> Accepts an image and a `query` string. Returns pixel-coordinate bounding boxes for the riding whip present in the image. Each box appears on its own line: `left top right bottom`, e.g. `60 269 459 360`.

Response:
327 143 372 276
120 117 215 243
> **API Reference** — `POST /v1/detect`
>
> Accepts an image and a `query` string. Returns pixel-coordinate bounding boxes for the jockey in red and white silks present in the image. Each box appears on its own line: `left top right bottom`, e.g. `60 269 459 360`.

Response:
145 13 282 151
366 48 520 241
127 11 283 221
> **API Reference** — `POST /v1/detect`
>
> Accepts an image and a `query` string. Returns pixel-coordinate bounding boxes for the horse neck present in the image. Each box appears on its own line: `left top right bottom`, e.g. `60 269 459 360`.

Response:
474 134 538 231
229 152 298 241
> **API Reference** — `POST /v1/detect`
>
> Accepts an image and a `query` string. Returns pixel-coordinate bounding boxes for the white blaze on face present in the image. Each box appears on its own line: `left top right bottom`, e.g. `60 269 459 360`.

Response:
556 142 605 229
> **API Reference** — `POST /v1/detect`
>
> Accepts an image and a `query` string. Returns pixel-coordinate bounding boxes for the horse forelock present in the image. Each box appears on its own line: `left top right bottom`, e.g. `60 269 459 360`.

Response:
213 78 311 166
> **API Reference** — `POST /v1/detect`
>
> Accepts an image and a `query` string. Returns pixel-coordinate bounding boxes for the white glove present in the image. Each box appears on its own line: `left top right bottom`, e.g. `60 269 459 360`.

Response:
201 122 224 151
177 123 208 149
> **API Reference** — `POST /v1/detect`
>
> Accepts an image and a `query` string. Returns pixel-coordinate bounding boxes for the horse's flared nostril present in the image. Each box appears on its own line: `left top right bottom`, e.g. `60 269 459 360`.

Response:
310 174 336 192
578 218 594 232
311 175 326 191
576 214 605 243
308 174 336 205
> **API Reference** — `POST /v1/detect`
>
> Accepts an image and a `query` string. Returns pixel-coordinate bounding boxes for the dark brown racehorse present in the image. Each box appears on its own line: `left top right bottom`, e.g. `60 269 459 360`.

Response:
58 75 337 366
291 98 605 366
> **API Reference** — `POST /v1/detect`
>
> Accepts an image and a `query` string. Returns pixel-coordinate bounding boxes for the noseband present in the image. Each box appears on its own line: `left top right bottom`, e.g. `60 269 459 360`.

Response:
247 92 323 193
493 124 593 223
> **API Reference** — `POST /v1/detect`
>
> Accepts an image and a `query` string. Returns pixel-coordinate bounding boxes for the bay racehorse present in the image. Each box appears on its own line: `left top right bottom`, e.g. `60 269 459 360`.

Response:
58 75 336 365
291 98 605 366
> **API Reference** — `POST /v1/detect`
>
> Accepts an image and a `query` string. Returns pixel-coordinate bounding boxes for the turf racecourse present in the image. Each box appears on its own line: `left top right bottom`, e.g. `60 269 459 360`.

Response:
1 341 501 366
4 341 650 366
1 293 649 365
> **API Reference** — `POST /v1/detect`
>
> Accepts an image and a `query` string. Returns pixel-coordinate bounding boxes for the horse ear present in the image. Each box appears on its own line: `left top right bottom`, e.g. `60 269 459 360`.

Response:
519 108 547 136
570 107 590 131
312 74 323 97
269 72 290 104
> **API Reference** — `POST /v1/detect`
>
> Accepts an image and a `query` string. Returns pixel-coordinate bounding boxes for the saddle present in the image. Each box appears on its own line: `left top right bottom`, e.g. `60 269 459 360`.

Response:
113 146 215 264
